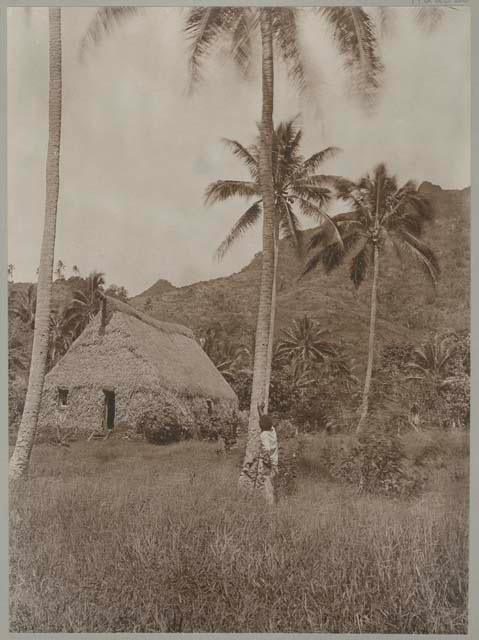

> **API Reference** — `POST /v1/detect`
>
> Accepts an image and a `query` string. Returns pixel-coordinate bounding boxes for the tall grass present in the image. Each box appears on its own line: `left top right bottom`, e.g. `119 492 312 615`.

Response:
10 436 468 633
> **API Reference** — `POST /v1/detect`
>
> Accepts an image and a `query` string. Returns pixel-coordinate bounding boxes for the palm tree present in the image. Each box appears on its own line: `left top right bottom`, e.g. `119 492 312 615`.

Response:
280 357 317 396
200 327 251 384
63 271 106 339
8 264 14 283
48 310 73 368
82 6 383 488
9 8 63 480
304 163 439 432
55 259 66 280
206 119 341 409
276 315 338 367
406 333 457 391
10 284 37 330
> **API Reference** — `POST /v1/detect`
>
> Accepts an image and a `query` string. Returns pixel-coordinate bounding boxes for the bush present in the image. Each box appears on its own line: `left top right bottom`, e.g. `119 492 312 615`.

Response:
137 404 192 445
330 426 426 498
230 370 252 412
275 419 301 498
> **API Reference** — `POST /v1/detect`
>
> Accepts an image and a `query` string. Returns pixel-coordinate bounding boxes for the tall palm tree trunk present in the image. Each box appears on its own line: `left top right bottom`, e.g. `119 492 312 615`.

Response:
356 245 379 433
239 9 276 489
9 8 62 480
264 223 279 413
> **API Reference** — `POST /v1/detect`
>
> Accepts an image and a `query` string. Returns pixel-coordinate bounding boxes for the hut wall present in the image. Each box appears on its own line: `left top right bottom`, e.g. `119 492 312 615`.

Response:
38 384 237 439
38 385 106 436
38 383 204 436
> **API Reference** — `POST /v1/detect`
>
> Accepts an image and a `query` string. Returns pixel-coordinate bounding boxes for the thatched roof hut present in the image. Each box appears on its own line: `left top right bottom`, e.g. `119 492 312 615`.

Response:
38 296 238 435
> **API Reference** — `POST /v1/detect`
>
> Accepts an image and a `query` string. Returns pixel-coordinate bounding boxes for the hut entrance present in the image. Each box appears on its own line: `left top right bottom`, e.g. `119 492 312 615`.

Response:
103 390 115 431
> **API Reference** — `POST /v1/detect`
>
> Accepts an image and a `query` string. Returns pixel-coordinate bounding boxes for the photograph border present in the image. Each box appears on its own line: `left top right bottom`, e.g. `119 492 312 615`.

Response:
1 1 474 638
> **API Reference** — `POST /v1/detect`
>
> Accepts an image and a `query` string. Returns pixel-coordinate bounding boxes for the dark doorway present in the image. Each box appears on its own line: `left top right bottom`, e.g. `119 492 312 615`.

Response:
103 390 115 430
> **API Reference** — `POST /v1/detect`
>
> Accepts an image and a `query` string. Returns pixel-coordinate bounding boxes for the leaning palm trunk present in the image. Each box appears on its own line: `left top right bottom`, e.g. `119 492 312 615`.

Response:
264 225 279 413
9 8 62 480
239 10 276 490
356 245 380 433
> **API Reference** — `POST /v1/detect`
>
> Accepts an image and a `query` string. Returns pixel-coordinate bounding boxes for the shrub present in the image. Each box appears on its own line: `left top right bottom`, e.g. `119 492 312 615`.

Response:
275 419 301 498
137 403 192 445
188 407 242 445
230 370 252 411
330 426 426 498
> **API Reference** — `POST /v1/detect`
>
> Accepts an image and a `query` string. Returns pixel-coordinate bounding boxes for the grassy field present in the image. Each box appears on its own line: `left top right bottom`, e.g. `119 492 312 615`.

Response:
10 432 469 633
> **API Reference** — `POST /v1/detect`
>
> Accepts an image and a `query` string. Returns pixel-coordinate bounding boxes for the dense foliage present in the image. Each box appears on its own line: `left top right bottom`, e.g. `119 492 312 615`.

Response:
7 268 130 379
137 404 193 445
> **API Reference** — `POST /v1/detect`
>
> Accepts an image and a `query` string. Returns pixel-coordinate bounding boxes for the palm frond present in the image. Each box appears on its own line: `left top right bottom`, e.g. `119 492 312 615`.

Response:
383 190 433 230
229 8 257 78
307 212 360 251
215 200 262 260
222 138 258 179
273 117 302 185
271 8 306 92
319 7 383 108
79 7 142 59
406 333 457 387
185 7 244 92
391 229 440 287
404 192 434 221
276 315 334 367
280 200 303 256
289 180 332 208
350 241 371 288
304 232 360 276
332 177 359 199
205 180 259 205
291 197 342 247
302 146 341 175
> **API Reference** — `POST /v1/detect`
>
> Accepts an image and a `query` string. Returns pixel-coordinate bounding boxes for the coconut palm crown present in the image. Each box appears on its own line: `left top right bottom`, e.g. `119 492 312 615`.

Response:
206 119 341 259
304 163 439 287
63 271 106 339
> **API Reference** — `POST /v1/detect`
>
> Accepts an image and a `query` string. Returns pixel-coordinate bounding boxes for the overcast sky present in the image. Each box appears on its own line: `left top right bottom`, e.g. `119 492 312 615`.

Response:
8 7 470 296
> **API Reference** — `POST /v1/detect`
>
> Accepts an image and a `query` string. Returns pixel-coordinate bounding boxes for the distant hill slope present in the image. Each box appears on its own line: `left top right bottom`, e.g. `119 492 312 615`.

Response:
130 182 470 364
8 277 83 314
137 278 176 299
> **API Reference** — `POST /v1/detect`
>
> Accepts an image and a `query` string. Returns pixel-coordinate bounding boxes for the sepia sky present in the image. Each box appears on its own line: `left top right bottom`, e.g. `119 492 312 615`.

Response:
8 7 470 296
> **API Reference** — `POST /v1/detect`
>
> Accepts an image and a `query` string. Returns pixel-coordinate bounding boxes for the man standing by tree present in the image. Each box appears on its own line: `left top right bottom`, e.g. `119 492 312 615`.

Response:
258 402 279 504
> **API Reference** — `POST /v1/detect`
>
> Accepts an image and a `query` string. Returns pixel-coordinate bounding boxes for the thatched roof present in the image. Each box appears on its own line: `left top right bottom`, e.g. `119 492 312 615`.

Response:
45 297 237 401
